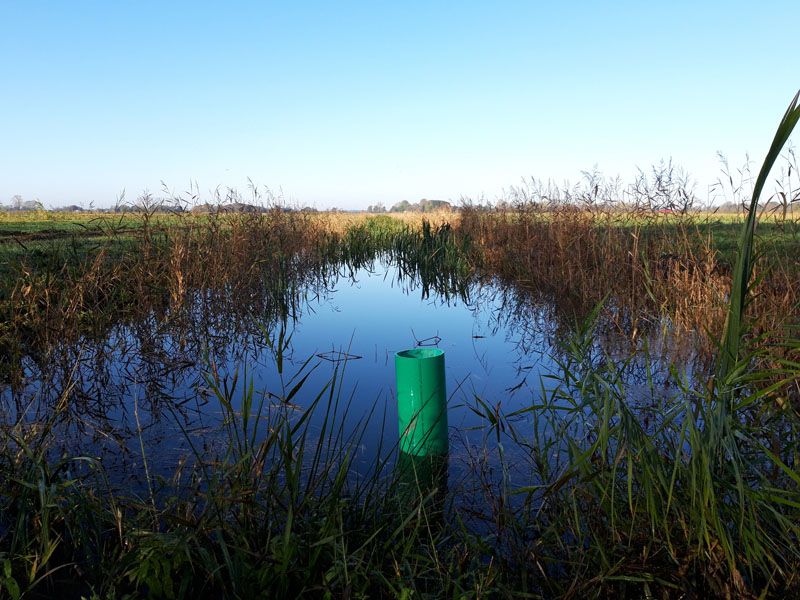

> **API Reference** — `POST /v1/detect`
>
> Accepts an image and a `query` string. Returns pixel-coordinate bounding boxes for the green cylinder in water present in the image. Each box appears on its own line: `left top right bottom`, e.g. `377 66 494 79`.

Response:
395 348 449 456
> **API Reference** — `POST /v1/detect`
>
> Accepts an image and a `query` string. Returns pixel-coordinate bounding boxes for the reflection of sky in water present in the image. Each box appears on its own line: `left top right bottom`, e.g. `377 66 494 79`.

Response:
0 259 685 492
286 264 551 415
262 264 556 473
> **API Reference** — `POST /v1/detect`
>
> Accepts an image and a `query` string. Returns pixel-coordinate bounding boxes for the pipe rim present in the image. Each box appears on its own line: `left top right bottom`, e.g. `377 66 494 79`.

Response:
396 348 444 360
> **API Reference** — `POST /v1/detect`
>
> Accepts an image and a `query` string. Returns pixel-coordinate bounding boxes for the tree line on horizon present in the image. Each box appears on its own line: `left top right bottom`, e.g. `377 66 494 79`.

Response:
367 198 453 213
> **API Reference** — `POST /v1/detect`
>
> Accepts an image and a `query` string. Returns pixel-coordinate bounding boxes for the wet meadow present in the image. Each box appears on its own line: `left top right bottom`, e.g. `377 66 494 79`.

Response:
1 100 800 598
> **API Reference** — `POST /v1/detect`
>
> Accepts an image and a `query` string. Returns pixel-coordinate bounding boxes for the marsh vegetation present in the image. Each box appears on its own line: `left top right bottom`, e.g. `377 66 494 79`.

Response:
1 96 800 598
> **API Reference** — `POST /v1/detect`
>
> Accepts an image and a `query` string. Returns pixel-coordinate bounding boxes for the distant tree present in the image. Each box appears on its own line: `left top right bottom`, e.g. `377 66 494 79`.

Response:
419 199 451 212
390 200 411 212
11 194 23 209
22 199 44 211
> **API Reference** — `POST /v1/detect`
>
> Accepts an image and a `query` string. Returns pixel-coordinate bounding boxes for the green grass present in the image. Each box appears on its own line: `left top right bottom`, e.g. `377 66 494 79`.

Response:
641 218 800 269
0 212 168 236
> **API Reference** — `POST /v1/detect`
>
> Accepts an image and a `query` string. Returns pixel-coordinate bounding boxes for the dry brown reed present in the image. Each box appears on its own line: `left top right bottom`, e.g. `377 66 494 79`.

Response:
457 204 798 357
3 209 335 362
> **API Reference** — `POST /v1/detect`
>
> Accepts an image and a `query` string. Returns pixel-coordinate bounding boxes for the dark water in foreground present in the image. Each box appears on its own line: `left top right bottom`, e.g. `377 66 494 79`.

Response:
1 257 690 491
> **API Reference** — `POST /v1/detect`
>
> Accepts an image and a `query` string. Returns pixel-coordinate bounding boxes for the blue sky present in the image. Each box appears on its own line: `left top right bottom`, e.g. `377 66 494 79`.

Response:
1 1 797 209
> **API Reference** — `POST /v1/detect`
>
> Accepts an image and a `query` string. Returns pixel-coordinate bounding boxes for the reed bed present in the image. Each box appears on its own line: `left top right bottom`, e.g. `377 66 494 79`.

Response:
459 205 797 345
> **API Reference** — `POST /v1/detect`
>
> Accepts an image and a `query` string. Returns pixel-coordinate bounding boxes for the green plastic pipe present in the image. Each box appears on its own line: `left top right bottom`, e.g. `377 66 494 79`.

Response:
397 451 448 497
395 348 449 456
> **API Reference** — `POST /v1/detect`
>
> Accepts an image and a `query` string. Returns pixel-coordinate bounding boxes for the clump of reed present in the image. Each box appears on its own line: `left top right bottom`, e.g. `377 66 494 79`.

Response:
457 163 800 356
504 92 800 597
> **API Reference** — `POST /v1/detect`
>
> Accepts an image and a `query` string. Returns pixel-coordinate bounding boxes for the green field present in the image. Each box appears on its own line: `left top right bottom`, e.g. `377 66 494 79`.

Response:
3 209 800 262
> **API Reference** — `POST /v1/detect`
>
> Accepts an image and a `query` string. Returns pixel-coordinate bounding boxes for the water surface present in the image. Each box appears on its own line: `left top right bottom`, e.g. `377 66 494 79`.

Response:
1 255 688 492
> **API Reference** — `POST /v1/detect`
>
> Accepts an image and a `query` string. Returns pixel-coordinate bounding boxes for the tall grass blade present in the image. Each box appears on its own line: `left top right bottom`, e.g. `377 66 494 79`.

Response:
717 90 800 387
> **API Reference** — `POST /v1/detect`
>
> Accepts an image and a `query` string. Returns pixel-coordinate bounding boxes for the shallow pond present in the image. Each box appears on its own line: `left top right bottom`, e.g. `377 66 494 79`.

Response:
1 254 689 494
